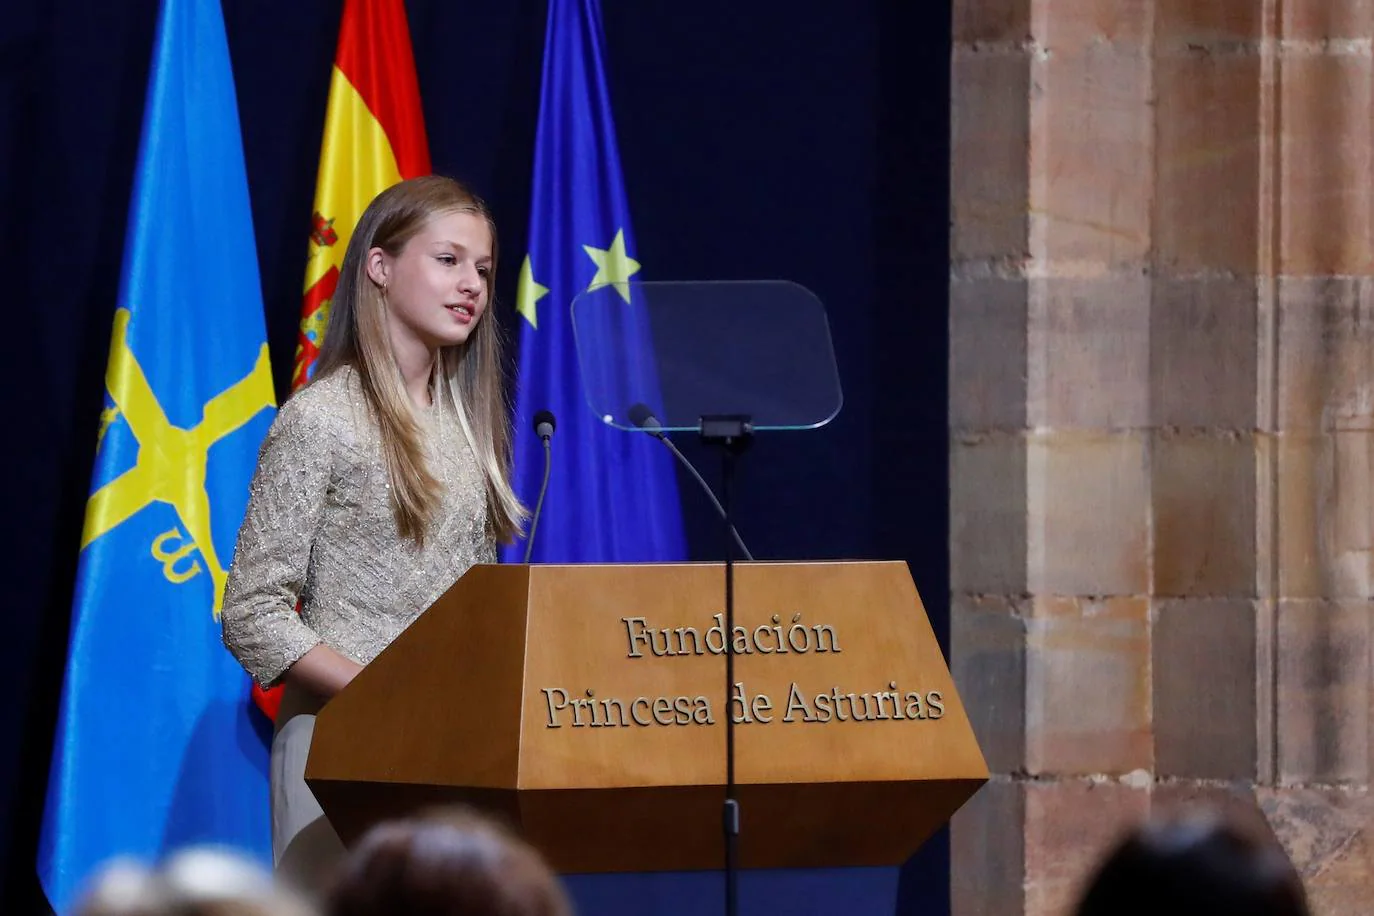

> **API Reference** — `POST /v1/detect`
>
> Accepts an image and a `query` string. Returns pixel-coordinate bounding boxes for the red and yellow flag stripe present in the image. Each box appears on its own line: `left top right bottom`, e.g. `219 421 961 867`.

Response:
293 0 431 389
256 0 430 721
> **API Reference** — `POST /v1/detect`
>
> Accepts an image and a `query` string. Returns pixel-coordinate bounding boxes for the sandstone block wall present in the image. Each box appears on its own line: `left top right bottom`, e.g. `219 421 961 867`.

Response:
950 1 1374 913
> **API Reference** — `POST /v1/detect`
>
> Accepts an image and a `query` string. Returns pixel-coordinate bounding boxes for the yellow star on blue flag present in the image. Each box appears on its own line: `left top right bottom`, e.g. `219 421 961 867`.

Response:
583 228 640 303
517 254 551 328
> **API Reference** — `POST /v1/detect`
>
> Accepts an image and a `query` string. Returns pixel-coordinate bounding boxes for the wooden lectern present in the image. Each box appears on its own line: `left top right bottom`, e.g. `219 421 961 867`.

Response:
305 561 987 872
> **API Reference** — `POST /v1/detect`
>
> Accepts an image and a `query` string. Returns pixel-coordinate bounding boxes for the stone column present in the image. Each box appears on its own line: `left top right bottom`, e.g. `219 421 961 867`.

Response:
1259 2 1374 911
949 1 1374 913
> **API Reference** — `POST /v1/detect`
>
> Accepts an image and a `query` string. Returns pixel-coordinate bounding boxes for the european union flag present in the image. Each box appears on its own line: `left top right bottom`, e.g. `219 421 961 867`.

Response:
38 0 275 909
500 3 903 914
502 0 686 565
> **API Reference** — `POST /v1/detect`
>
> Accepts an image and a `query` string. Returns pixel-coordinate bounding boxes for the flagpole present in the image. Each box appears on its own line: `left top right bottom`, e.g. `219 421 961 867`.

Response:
701 414 753 916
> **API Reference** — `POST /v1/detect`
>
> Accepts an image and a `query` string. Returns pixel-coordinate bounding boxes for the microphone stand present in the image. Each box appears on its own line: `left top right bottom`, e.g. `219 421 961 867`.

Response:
699 414 752 916
523 414 556 563
634 411 753 561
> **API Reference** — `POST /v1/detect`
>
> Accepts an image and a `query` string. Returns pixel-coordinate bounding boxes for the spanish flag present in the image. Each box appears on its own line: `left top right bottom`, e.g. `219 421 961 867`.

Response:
254 0 431 719
294 0 431 388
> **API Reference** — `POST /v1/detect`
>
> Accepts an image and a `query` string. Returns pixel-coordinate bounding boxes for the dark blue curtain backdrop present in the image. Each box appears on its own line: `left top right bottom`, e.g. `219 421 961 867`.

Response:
0 1 951 912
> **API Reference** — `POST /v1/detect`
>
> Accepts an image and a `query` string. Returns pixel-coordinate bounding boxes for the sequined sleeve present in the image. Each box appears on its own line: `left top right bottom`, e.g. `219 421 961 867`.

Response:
220 394 333 688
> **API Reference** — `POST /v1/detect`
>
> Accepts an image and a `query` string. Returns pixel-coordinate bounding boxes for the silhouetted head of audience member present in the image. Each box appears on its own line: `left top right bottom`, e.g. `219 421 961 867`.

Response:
324 807 572 916
1075 812 1310 916
74 847 315 916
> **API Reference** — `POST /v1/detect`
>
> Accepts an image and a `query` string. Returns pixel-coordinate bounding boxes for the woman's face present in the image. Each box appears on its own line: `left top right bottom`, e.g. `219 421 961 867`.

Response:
372 209 492 353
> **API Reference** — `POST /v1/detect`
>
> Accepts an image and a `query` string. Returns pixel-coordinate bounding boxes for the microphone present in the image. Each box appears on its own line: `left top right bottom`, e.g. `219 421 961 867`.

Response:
628 403 755 561
534 409 556 442
523 410 557 564
628 402 663 437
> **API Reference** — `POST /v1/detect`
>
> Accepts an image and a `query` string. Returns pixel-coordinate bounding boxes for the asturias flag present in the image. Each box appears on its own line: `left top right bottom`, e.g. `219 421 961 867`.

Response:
37 0 276 909
502 0 686 566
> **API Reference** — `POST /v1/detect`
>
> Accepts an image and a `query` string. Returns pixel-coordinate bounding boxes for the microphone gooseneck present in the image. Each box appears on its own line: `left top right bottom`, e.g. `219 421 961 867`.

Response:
628 403 755 561
523 410 557 564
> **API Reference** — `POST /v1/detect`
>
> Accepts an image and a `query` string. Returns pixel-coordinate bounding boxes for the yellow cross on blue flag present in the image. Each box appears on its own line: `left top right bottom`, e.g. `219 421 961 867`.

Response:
504 0 686 565
38 0 276 909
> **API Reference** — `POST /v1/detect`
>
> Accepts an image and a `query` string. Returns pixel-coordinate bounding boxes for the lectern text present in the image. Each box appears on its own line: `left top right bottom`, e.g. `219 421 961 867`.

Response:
541 682 945 728
538 613 945 729
622 613 841 658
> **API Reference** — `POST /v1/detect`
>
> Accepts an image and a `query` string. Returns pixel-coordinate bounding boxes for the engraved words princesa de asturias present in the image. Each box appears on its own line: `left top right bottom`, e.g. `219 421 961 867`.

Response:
540 613 945 729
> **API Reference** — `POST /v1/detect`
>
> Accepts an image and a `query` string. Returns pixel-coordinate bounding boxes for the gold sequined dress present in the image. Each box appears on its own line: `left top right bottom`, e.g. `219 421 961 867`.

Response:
220 364 495 886
222 365 494 685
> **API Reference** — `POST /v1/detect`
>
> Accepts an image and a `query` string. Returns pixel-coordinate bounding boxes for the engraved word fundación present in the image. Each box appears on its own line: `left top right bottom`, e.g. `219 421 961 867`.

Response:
540 613 945 729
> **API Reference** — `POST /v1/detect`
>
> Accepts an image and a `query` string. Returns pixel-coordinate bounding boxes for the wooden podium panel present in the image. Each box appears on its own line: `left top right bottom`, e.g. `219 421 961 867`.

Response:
306 562 988 871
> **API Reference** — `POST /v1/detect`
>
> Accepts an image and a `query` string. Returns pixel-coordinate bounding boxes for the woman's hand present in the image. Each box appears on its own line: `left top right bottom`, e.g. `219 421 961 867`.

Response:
284 643 365 701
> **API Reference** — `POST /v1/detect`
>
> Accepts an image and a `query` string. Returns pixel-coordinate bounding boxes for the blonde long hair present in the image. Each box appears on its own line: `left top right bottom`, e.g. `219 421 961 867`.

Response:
312 175 525 544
